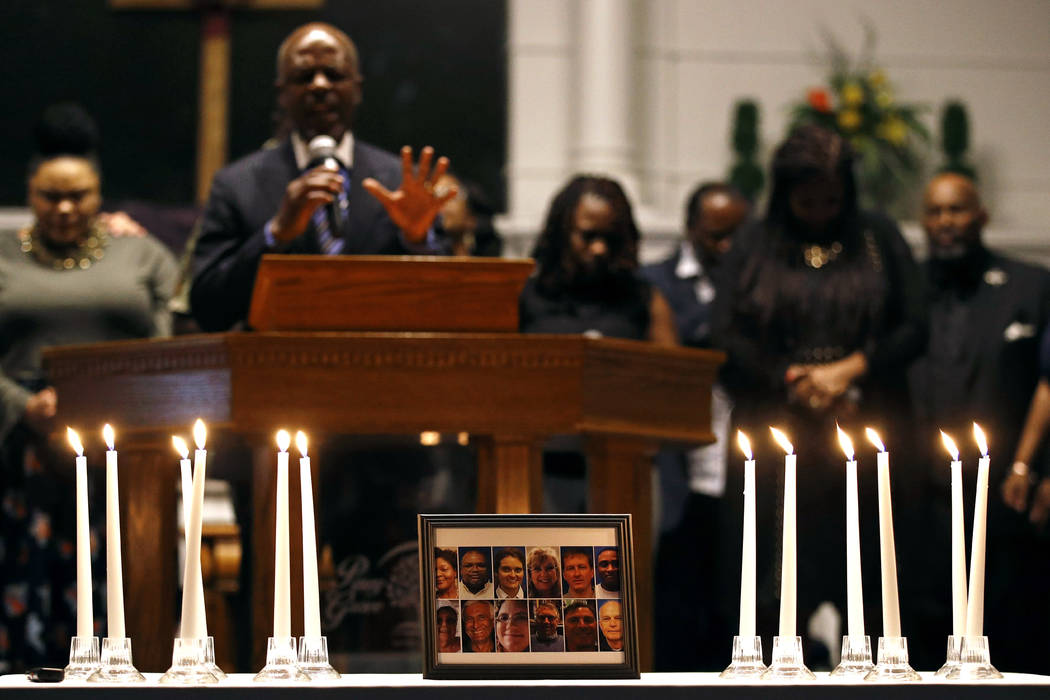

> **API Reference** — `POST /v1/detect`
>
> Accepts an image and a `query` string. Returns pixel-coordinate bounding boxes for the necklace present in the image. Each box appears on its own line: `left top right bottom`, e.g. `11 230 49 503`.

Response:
803 241 843 269
19 221 108 271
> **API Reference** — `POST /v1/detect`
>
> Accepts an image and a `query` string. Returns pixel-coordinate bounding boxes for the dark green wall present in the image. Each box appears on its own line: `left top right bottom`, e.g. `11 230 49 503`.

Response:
0 0 507 207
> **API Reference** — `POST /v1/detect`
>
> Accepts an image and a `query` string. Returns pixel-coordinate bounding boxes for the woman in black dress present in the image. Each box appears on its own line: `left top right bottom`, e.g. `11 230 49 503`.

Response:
714 125 927 662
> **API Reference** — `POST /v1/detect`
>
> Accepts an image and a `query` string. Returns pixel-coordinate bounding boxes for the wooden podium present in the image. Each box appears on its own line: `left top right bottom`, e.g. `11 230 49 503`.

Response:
41 260 722 672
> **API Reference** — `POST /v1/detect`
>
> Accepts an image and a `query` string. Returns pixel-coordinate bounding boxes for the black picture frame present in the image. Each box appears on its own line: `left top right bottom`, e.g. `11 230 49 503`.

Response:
418 513 639 680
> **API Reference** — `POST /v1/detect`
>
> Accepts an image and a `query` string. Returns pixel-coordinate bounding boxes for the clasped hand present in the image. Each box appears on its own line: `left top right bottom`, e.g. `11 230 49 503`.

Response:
269 145 457 245
785 352 868 413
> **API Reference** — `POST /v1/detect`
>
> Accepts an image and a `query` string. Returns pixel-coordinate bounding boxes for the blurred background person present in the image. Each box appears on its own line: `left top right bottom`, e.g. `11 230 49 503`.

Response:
435 173 503 257
436 603 461 653
526 546 561 599
909 172 1050 671
435 547 458 600
520 174 676 345
493 547 526 599
714 124 926 668
1002 323 1050 526
521 175 678 512
0 103 176 672
494 599 530 652
642 182 749 669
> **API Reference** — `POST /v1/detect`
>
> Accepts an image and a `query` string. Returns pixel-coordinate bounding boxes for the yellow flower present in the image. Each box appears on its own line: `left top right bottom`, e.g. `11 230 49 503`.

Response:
840 81 865 107
837 109 862 132
868 69 887 88
876 117 908 145
875 89 893 109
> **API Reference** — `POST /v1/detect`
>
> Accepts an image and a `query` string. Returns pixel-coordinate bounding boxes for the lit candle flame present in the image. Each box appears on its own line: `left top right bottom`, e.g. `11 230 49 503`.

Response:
836 424 854 461
296 431 308 457
737 430 752 461
172 436 189 460
865 427 886 453
973 422 988 457
769 427 793 455
276 429 291 452
941 431 959 461
193 419 207 450
103 423 115 451
67 427 84 456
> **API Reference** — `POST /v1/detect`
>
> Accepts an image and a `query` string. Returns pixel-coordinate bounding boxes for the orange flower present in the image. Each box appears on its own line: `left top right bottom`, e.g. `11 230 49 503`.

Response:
807 88 832 113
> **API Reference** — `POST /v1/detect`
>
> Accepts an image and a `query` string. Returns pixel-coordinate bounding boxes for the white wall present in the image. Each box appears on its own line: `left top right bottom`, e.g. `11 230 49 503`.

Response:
503 0 1050 265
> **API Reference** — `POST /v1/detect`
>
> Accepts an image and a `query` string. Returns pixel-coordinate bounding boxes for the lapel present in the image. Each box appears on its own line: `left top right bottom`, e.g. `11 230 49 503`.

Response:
259 140 321 254
343 141 386 253
961 255 1010 385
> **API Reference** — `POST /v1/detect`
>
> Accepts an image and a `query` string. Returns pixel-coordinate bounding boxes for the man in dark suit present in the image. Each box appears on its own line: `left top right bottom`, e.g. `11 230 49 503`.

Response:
640 182 749 670
908 172 1050 672
190 22 455 331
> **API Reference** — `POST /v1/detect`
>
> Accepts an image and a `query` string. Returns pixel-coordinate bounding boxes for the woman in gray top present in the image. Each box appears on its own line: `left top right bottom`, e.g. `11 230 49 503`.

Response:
0 104 177 672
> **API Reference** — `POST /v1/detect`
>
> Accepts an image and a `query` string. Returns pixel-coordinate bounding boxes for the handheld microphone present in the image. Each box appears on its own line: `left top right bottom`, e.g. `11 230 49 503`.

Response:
306 135 344 240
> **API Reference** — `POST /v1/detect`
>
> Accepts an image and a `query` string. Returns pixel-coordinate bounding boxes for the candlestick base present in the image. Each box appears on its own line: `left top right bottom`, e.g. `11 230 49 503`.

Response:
719 635 766 678
761 636 815 680
64 636 100 679
86 638 145 683
944 635 1003 680
864 636 921 681
830 635 874 676
254 636 310 682
201 636 226 680
298 635 341 680
158 638 220 684
934 634 962 677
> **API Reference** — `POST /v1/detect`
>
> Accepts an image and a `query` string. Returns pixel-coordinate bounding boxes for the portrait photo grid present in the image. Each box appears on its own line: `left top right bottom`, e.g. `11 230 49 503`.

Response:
434 545 623 655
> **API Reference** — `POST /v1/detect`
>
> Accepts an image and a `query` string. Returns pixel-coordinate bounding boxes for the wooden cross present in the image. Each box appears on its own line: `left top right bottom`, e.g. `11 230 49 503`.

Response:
110 1 323 203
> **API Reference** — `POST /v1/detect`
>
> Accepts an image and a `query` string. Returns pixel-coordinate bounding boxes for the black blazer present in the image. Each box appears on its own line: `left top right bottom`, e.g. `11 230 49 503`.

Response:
908 250 1050 480
190 138 404 331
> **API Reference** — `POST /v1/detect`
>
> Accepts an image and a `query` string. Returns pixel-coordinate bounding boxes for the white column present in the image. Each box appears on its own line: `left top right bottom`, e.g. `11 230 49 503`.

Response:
505 0 574 251
574 0 638 198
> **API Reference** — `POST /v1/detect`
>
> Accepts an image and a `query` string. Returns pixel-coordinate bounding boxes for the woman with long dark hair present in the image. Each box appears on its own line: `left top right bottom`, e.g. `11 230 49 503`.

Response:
714 124 926 662
520 175 676 345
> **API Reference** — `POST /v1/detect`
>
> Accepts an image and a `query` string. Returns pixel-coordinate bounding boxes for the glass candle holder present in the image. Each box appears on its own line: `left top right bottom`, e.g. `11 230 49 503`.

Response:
864 636 921 682
64 636 100 680
719 635 766 678
830 634 874 677
158 637 220 685
761 635 815 680
945 635 1003 681
253 636 310 682
86 637 145 683
298 635 341 680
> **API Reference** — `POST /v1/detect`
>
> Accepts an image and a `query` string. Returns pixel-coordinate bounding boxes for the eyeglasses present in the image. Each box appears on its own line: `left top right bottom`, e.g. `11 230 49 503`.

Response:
535 614 558 623
495 613 529 625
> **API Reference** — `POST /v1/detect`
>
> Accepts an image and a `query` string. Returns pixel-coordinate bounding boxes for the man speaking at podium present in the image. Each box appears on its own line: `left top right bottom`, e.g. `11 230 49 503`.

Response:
190 22 456 331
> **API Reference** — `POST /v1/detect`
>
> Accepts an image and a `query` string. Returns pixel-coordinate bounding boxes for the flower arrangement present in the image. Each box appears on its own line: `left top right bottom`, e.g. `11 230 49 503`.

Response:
790 29 929 213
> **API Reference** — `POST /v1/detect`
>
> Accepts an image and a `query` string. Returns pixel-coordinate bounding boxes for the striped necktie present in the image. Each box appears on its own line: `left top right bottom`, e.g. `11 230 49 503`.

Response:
314 167 350 255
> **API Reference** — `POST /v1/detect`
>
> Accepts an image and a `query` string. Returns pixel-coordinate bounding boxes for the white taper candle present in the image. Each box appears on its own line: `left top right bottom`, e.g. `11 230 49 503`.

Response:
966 423 990 637
298 431 322 639
770 427 796 638
737 431 756 638
274 430 292 639
68 428 93 639
103 424 125 639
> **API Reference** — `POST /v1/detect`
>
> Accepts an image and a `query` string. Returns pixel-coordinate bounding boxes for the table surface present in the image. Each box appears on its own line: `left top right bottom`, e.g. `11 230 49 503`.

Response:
3 672 1049 698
